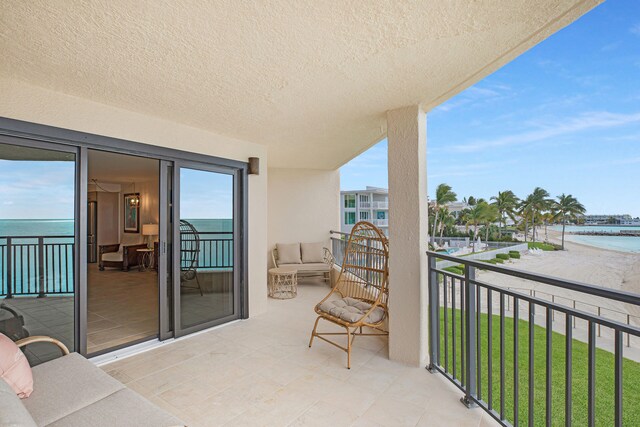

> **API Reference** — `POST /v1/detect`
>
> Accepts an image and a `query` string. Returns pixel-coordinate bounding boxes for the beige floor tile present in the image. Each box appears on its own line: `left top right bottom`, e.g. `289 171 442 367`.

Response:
95 282 496 427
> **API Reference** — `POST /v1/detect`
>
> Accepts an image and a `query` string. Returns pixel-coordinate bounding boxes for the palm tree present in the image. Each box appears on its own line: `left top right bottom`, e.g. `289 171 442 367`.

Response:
518 194 534 242
482 203 499 242
523 187 551 242
465 201 491 252
439 207 455 239
491 190 519 237
431 183 457 244
552 194 586 250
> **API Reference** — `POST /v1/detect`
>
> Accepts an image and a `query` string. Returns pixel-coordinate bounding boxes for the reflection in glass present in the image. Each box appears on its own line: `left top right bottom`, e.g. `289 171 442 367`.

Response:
179 168 234 329
0 143 75 365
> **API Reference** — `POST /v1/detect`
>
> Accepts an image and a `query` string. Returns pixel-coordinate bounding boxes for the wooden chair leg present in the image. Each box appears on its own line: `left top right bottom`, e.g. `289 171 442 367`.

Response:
309 316 321 348
346 326 352 369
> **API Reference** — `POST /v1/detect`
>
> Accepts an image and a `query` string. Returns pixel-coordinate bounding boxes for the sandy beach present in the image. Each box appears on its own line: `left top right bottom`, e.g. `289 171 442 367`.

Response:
478 228 640 321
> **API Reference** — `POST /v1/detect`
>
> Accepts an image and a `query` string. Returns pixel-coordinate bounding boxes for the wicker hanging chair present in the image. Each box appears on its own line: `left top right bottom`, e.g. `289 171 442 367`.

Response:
180 220 203 296
309 221 389 368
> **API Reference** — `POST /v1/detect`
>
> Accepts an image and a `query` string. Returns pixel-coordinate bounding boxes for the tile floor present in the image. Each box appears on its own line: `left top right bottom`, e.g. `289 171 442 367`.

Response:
87 264 159 353
101 280 499 427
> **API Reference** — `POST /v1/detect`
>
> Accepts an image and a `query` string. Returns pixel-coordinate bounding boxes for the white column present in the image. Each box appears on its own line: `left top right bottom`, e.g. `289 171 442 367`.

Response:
387 105 428 366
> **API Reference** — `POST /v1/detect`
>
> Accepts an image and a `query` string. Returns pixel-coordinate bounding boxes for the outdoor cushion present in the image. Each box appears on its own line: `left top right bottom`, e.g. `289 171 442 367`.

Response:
0 378 37 427
47 388 183 427
301 242 325 263
23 353 125 427
318 297 385 324
279 263 330 272
277 243 302 264
0 332 34 398
101 252 124 262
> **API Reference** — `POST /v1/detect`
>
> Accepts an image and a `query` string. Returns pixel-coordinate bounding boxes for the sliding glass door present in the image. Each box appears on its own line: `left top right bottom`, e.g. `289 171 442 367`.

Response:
0 138 78 365
172 163 241 337
1 120 248 356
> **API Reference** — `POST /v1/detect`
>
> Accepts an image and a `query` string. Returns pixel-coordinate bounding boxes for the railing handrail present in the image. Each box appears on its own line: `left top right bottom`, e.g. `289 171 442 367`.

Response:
503 284 640 323
0 235 74 239
427 250 640 307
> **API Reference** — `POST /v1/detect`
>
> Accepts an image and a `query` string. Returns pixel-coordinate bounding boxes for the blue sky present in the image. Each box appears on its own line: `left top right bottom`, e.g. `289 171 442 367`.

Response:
341 1 640 217
0 161 233 220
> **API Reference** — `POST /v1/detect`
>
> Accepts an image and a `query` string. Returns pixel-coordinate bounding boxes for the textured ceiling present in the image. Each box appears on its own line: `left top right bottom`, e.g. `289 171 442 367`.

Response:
0 1 600 169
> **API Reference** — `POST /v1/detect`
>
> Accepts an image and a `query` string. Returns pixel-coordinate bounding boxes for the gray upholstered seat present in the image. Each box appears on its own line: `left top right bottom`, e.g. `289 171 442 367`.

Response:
47 389 182 427
278 262 330 272
23 353 125 426
318 297 385 324
17 352 184 427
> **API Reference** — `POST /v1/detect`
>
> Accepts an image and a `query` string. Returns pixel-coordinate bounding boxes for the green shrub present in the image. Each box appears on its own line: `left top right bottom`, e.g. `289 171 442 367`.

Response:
480 259 498 265
493 257 504 264
509 251 521 259
496 253 510 260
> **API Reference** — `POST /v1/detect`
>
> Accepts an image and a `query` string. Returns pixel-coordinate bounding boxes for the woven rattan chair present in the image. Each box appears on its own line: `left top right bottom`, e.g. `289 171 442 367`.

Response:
309 221 389 368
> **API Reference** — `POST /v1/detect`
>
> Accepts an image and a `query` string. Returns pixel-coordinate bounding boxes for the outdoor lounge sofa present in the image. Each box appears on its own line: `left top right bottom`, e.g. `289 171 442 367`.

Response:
0 336 184 427
272 242 334 282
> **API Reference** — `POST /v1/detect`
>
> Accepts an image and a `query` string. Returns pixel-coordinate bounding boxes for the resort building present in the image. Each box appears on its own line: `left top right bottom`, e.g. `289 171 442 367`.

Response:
340 187 389 235
581 214 633 224
444 201 470 220
1 2 626 427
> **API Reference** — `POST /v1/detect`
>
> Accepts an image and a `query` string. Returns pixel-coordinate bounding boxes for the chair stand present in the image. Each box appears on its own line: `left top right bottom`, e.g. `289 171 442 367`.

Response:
308 316 388 369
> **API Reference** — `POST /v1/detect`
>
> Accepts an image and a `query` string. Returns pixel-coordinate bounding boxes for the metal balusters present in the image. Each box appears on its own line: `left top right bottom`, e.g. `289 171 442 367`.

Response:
514 297 519 427
614 330 623 427
477 284 482 402
462 264 477 407
452 277 457 381
487 289 493 411
565 314 573 427
500 292 506 420
425 250 640 427
444 276 449 373
546 307 552 427
529 302 535 427
588 322 595 427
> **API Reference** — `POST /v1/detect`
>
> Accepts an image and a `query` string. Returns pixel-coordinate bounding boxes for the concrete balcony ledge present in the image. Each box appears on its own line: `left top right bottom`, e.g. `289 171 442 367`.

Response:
100 281 498 426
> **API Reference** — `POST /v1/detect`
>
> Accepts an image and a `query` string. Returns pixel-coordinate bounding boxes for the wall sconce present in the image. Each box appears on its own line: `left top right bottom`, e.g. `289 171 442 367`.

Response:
248 157 260 175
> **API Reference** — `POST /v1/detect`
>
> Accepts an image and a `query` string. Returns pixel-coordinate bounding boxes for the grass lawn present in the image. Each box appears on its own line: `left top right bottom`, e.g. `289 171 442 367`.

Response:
528 242 556 251
438 308 640 426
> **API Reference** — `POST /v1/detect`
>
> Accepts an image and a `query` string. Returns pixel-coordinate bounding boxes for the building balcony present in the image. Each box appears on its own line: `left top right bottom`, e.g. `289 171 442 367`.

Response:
100 280 496 426
372 219 389 227
372 201 389 210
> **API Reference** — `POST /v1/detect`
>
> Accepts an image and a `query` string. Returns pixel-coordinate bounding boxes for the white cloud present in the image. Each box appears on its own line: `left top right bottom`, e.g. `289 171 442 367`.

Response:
631 23 640 36
449 111 640 153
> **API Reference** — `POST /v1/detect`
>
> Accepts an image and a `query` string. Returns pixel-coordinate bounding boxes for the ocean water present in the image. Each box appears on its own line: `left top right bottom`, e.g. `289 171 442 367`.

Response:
551 225 640 253
0 218 233 296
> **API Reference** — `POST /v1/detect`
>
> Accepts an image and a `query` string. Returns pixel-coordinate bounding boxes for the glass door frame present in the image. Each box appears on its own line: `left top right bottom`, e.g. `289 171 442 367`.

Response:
0 134 86 354
0 117 250 355
169 160 246 338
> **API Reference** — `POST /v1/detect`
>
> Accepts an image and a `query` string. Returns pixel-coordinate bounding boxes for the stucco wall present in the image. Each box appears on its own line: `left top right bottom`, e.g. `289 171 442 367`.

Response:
0 78 269 316
267 168 340 266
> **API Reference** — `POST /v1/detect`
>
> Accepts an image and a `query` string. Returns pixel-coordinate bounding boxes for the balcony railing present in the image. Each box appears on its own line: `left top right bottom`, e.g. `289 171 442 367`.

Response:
371 201 388 209
0 236 75 297
427 250 640 427
372 219 388 227
181 231 233 270
1 232 234 297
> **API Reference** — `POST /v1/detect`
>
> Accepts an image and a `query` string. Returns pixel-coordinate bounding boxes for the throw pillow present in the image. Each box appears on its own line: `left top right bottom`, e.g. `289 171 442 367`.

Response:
276 243 302 264
0 333 33 398
301 242 325 263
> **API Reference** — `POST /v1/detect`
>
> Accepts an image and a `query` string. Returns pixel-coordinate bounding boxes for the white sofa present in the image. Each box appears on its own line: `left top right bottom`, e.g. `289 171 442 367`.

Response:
272 242 334 282
0 339 183 427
